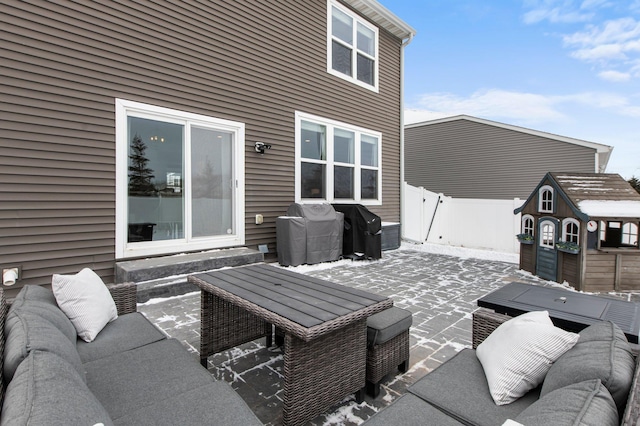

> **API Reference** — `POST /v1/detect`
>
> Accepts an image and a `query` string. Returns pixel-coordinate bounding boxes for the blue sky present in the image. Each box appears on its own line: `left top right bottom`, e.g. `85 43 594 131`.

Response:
379 0 640 179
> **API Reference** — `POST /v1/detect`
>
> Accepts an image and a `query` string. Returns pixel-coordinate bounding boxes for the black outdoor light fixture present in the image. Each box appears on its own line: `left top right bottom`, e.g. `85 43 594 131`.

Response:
254 141 272 154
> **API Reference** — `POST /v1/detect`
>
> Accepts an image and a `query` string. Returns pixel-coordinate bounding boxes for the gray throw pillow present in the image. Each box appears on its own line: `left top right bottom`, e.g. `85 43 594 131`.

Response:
1 351 113 426
515 379 618 426
540 321 635 416
52 268 118 343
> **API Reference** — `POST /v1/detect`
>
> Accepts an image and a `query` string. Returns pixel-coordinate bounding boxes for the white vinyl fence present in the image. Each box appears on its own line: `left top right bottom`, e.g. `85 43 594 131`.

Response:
402 182 523 254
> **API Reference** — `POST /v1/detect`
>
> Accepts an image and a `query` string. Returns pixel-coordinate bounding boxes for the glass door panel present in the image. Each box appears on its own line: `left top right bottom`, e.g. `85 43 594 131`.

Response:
127 117 184 243
191 127 234 238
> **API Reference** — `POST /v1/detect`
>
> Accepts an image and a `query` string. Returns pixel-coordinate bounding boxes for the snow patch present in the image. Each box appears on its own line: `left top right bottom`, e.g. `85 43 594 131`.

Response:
578 200 640 218
398 242 519 264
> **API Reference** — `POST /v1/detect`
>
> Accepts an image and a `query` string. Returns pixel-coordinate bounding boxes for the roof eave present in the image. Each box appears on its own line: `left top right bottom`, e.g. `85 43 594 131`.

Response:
343 0 416 40
406 115 614 160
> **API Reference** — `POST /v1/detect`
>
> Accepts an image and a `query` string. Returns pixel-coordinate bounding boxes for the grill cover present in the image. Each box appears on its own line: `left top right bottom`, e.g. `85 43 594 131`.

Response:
276 203 343 266
332 204 381 259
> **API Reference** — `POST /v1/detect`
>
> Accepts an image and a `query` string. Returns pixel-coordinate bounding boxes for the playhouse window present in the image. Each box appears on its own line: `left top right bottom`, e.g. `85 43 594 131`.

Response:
562 218 580 244
538 186 554 213
622 223 639 247
541 223 555 248
522 215 534 236
600 221 640 248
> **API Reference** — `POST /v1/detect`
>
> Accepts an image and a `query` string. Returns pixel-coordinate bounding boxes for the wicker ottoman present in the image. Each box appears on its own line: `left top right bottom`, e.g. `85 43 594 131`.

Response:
366 307 412 397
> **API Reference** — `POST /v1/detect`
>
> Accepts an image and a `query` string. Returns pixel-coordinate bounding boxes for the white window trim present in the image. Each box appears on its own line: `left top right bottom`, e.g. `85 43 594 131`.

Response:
326 0 379 92
562 218 580 244
115 99 245 259
522 214 534 235
295 111 382 205
622 222 639 247
540 220 555 248
538 185 554 213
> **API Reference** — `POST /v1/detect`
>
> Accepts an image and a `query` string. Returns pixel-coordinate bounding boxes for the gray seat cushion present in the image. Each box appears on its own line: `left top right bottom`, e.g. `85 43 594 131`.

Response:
515 379 618 426
541 321 635 416
1 350 113 426
367 307 413 346
12 284 57 305
84 338 216 421
8 285 76 341
4 310 85 383
77 312 166 363
112 381 262 426
362 393 465 425
408 349 539 426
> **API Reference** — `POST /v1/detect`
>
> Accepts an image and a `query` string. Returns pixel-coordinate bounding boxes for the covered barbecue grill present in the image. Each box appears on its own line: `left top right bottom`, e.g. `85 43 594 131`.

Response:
332 204 381 259
276 203 344 266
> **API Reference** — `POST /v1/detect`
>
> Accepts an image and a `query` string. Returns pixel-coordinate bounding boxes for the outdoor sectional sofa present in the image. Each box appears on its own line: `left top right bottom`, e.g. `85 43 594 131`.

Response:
0 283 262 426
364 309 640 426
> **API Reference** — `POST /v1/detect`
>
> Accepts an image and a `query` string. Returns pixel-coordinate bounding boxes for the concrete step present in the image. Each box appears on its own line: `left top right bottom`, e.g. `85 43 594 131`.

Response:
114 247 264 302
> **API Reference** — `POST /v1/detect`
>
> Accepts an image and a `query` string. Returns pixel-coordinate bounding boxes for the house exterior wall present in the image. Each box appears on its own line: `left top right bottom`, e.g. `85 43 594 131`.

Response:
405 119 597 199
0 0 403 287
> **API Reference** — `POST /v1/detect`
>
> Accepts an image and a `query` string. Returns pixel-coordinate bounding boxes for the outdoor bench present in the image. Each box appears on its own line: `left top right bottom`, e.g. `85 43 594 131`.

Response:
0 283 262 426
363 308 640 426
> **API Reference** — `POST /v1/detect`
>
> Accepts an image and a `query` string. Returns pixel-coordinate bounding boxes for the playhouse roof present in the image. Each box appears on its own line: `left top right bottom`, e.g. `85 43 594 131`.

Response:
515 172 640 220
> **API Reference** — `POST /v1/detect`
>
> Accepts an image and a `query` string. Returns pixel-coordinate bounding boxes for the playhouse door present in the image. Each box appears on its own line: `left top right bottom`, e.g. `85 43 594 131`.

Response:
536 218 558 282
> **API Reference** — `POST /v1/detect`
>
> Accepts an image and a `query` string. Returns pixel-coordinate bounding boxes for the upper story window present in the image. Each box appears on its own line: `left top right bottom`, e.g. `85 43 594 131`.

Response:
538 185 554 213
562 218 580 244
522 215 534 236
328 0 379 92
296 111 381 205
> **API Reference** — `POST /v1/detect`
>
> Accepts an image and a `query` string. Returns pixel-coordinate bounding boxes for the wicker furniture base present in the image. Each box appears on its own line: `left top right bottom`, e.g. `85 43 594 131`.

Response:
366 330 410 397
199 290 271 365
190 264 392 426
284 319 367 426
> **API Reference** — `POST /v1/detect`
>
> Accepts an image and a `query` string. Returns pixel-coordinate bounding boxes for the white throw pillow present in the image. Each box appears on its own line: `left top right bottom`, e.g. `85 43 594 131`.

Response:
476 310 579 405
52 268 118 342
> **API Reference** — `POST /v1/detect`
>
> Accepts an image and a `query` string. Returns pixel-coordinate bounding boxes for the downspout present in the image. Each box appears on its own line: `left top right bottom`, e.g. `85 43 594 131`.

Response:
399 32 414 239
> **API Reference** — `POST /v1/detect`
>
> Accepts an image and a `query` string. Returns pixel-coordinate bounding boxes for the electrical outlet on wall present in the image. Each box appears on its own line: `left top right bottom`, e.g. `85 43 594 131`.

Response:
255 214 263 225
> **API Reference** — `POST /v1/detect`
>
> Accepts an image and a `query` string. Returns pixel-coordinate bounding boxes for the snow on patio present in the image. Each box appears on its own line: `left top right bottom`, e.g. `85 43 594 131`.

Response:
137 243 629 425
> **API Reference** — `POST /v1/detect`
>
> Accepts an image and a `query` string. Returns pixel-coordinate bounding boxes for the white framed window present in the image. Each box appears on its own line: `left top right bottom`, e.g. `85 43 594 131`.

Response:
327 0 379 92
538 185 554 213
601 221 640 248
562 218 580 244
522 214 534 236
540 221 555 248
115 99 245 259
622 222 639 247
295 111 381 205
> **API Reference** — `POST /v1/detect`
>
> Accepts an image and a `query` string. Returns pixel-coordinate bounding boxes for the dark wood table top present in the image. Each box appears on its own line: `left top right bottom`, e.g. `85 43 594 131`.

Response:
190 263 392 340
478 282 640 343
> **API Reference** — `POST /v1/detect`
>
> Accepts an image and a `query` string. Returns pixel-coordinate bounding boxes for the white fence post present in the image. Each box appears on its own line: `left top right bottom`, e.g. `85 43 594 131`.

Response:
401 182 425 242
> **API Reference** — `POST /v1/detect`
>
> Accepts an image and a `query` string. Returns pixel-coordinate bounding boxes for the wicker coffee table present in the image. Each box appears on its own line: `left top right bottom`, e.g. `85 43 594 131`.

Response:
188 263 392 426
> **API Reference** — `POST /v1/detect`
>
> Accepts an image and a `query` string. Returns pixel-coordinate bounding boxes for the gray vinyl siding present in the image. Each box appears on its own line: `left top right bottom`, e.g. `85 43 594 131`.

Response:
0 0 402 288
404 119 596 200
